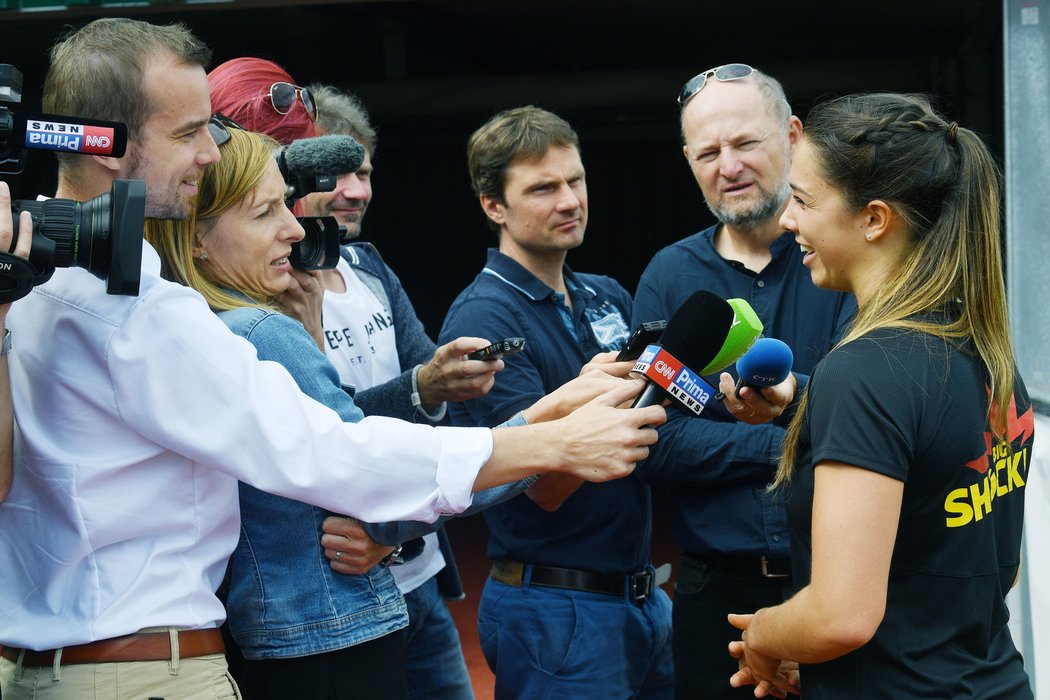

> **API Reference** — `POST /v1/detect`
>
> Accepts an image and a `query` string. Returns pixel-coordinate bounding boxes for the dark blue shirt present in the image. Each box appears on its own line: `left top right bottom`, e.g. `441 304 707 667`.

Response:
439 249 649 574
633 225 855 559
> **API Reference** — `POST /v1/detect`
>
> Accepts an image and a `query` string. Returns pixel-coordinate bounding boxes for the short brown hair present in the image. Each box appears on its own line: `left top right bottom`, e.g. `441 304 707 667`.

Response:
44 18 211 171
467 106 579 203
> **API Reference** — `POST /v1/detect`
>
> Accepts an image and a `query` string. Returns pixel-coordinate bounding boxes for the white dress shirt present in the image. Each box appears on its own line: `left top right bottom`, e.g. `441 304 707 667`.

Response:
0 243 492 650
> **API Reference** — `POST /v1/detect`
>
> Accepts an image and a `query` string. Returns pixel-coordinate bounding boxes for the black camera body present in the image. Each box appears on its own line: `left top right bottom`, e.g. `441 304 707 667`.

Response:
0 64 143 303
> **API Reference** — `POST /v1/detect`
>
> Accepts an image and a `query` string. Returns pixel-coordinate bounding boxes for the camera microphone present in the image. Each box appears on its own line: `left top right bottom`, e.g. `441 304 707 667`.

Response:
275 135 365 202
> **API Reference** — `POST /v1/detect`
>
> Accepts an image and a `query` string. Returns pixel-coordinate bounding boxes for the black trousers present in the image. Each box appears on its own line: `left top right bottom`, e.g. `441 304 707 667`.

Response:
238 629 409 700
672 555 793 700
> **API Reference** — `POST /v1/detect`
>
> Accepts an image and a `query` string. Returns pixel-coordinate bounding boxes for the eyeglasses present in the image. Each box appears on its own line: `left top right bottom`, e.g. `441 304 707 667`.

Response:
677 63 754 107
268 82 316 118
207 113 245 147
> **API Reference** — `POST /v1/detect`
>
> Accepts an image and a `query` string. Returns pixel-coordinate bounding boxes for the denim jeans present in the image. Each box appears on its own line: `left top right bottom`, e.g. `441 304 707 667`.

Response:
403 576 474 700
478 575 674 699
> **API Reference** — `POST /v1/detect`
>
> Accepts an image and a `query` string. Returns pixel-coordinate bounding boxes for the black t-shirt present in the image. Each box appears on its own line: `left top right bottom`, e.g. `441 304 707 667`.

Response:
788 326 1034 699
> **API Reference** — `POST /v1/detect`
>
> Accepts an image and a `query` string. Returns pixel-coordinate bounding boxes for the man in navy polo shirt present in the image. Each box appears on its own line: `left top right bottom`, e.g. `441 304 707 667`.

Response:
633 65 855 699
440 106 674 699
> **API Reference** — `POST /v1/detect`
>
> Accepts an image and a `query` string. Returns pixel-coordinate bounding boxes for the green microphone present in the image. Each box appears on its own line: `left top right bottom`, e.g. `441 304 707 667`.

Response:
698 297 763 374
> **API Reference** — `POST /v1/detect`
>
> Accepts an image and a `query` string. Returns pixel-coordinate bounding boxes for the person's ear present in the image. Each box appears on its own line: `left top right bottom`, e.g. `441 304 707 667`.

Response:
480 194 506 226
785 115 803 151
860 200 894 242
92 154 123 174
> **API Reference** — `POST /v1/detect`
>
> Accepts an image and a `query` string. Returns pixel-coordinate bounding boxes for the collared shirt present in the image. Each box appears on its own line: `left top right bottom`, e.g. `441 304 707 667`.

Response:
440 249 647 575
0 242 492 650
633 225 855 560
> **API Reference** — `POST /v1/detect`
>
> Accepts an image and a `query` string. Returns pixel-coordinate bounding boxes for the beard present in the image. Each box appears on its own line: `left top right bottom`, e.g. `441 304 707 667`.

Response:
706 177 790 230
124 150 194 221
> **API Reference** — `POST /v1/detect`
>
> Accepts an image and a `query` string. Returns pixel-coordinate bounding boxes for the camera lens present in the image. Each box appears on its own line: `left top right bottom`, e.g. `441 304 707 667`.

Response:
9 178 144 296
290 216 340 271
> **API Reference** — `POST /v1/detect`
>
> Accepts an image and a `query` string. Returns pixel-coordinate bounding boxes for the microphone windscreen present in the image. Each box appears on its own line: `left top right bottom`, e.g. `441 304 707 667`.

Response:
699 298 764 374
659 290 736 372
281 135 365 177
737 337 793 387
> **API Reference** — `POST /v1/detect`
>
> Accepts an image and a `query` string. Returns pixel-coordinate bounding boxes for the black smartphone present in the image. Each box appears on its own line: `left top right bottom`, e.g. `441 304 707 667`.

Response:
468 337 526 361
615 320 667 361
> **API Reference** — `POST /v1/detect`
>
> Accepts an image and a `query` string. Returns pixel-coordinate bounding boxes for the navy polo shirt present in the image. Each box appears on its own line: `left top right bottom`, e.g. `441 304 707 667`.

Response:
439 249 649 575
633 225 856 560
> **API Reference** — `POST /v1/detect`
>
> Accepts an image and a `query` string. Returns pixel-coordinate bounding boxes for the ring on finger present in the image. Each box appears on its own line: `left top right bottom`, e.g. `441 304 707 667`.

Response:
334 551 343 561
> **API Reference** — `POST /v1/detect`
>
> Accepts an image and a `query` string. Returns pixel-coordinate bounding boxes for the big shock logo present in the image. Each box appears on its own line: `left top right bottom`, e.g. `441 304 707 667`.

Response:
943 393 1034 528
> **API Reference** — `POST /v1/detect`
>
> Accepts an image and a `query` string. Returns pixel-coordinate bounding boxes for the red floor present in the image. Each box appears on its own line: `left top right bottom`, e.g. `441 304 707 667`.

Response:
443 486 682 699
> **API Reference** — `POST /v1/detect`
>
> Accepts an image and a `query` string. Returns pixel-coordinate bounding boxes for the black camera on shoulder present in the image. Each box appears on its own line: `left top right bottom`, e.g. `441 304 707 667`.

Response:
0 64 144 303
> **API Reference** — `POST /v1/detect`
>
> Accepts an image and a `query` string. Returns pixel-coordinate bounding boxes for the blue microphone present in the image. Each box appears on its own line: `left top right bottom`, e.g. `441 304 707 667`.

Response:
723 337 794 400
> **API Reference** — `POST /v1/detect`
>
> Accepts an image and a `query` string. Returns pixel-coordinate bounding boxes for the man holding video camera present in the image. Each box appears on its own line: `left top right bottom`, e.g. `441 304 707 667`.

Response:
0 19 664 700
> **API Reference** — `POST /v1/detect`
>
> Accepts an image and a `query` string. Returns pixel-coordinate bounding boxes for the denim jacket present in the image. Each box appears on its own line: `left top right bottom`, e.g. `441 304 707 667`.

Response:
220 273 534 658
219 306 406 659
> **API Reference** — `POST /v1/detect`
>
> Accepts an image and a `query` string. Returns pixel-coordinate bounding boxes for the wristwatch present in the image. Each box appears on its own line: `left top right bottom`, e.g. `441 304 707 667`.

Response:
381 543 405 566
1 329 10 357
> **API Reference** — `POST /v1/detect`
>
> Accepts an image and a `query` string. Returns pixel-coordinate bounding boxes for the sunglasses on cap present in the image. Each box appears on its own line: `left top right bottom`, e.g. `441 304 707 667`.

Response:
207 113 245 147
677 63 754 107
268 82 316 118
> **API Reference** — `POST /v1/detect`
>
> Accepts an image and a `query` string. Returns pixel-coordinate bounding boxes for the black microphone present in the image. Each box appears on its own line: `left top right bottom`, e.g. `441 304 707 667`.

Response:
631 290 742 413
274 134 366 202
6 111 128 157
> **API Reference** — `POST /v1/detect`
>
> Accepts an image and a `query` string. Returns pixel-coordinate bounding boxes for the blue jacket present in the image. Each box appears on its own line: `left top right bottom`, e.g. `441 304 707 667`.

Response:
219 306 406 659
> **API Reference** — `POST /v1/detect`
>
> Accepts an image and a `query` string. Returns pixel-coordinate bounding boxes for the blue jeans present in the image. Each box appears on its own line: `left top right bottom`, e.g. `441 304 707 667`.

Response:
403 577 474 700
478 574 674 700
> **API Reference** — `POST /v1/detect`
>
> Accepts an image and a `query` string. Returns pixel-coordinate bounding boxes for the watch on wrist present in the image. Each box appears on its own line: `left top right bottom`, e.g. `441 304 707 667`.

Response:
1 329 10 357
381 543 405 566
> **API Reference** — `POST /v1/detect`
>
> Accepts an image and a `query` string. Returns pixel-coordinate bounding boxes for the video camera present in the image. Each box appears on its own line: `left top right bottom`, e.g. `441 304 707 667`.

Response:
273 134 365 272
0 64 145 303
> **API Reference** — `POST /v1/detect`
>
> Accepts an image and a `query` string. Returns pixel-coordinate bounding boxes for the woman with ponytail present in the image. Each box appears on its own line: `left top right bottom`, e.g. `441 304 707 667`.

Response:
726 93 1034 699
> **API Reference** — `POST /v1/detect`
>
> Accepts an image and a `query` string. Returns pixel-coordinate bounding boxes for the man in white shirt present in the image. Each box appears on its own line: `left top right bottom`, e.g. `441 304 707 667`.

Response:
0 18 664 700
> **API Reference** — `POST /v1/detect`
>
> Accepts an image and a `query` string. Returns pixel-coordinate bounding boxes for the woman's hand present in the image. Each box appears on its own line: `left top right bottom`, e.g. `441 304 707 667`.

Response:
278 269 325 350
728 613 801 698
320 515 394 575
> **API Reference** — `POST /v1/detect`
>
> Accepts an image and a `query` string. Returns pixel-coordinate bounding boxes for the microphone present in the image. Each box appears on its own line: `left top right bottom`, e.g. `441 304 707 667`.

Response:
275 134 366 202
698 298 764 374
631 290 763 415
732 337 793 399
15 112 128 157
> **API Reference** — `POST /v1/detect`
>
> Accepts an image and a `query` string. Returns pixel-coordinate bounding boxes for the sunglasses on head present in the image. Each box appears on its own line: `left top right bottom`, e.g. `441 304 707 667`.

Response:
677 63 754 107
268 82 316 118
207 113 245 147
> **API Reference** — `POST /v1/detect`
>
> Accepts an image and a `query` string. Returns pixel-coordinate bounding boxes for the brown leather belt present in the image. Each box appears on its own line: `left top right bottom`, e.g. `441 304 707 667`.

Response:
0 629 224 667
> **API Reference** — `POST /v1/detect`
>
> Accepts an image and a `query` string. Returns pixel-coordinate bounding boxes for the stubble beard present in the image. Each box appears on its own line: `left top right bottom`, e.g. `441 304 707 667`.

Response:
707 178 790 231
